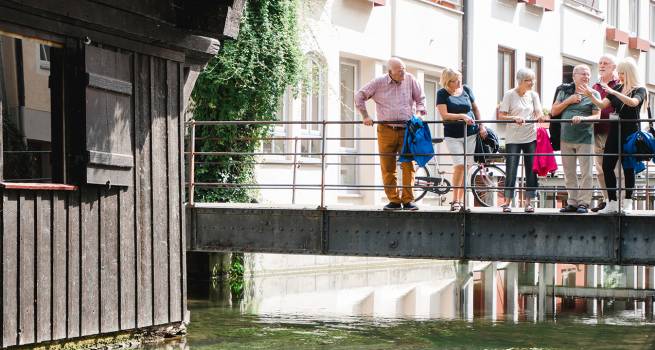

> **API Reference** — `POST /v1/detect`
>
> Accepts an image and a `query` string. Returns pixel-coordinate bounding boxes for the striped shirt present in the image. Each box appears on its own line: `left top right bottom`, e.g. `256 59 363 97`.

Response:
355 73 426 125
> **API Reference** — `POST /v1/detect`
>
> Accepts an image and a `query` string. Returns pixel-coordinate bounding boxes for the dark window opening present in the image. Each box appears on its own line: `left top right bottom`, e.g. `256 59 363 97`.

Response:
562 64 574 84
0 34 63 183
497 46 515 103
525 54 542 97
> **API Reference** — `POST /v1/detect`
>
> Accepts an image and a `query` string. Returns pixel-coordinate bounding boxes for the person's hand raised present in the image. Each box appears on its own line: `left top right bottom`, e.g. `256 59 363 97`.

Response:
566 94 582 105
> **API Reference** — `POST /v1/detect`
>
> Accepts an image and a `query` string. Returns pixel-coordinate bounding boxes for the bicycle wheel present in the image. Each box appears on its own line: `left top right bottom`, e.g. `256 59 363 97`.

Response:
470 164 506 207
413 165 430 202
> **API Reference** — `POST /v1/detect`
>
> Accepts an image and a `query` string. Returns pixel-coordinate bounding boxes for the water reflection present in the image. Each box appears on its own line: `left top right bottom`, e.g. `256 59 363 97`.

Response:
158 255 655 349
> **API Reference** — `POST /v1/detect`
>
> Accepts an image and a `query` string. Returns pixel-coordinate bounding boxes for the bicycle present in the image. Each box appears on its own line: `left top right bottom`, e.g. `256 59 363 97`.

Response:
413 138 507 207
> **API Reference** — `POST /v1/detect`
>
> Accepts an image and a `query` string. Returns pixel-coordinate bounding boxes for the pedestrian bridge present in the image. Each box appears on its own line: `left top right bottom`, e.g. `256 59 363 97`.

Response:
186 119 655 266
187 203 655 265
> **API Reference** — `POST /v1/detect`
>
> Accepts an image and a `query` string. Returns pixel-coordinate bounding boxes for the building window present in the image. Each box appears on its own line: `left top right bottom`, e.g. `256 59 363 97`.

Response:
651 1 655 42
262 90 289 156
607 0 619 28
38 44 50 70
566 0 600 11
424 76 440 138
498 46 515 103
301 56 324 159
1 35 63 183
339 60 358 189
525 54 542 97
629 0 639 36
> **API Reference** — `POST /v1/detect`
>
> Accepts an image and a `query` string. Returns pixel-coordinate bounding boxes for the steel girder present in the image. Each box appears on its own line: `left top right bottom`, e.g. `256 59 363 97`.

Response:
188 206 655 265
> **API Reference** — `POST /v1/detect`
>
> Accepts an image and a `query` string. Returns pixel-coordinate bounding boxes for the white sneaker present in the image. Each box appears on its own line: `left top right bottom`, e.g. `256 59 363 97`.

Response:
598 200 619 214
622 198 633 214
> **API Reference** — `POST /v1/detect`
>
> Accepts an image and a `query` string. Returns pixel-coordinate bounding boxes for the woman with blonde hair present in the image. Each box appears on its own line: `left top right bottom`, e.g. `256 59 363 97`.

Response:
436 68 487 211
583 57 648 213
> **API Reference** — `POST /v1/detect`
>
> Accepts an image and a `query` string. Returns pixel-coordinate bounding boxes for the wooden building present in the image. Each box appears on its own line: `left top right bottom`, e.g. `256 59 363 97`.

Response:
0 0 243 347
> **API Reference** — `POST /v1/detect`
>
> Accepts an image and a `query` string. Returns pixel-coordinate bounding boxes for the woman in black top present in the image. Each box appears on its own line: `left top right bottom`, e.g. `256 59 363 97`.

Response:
584 58 647 214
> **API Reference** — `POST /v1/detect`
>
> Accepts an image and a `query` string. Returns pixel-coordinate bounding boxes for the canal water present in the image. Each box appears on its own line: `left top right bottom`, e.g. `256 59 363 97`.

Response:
147 256 655 349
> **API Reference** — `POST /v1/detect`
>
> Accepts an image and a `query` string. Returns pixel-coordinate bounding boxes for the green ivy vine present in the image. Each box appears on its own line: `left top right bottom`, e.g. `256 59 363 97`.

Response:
191 0 304 203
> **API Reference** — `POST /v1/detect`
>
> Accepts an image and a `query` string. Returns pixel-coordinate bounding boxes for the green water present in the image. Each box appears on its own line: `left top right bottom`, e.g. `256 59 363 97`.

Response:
147 300 655 350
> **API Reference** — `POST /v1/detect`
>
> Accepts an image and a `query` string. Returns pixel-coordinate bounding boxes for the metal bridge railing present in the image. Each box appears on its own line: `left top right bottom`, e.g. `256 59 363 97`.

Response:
185 119 655 212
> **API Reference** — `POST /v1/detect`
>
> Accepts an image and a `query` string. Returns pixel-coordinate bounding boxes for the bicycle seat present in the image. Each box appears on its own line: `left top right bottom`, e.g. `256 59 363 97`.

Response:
431 138 444 144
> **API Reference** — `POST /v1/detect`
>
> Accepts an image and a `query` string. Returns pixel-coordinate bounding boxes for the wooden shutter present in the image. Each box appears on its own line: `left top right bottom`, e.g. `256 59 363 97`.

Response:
84 45 134 187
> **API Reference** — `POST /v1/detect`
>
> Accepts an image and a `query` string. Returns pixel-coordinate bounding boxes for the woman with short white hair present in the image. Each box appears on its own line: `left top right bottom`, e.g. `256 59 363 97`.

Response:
437 68 487 211
497 67 545 212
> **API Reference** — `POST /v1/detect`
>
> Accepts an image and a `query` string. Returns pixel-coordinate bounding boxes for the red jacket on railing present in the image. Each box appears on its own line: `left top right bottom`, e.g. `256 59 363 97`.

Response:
533 127 558 176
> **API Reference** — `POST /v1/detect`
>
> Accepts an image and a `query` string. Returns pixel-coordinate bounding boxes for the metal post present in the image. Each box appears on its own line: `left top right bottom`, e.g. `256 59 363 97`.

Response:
189 121 196 207
319 120 327 209
618 119 623 213
292 137 299 205
462 122 468 211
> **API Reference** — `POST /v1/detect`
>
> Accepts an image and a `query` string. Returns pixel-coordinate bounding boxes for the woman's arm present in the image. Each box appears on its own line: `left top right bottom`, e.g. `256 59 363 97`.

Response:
471 102 487 136
608 86 642 107
437 104 471 123
581 84 611 109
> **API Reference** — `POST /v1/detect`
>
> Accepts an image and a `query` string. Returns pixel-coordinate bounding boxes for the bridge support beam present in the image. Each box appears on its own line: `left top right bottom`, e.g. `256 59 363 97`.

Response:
188 205 655 265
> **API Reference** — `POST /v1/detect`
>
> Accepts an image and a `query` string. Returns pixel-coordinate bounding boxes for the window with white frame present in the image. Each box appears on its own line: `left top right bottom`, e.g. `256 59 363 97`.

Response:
424 76 440 138
339 60 358 189
607 0 619 28
38 44 50 70
629 0 639 36
650 1 655 42
262 90 289 156
498 46 515 103
300 56 324 159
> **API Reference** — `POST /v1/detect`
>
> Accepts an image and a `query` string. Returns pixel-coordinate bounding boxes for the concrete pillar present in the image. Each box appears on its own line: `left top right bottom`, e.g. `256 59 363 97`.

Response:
637 266 646 289
506 263 519 322
456 260 473 320
626 266 637 288
648 266 655 289
585 265 599 315
537 263 547 321
483 262 497 320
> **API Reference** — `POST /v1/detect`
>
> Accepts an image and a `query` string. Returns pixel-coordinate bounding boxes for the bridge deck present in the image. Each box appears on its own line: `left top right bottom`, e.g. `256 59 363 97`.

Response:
187 203 655 265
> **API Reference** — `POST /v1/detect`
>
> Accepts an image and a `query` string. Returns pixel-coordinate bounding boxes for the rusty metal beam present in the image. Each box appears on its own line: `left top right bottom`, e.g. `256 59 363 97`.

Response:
188 204 655 265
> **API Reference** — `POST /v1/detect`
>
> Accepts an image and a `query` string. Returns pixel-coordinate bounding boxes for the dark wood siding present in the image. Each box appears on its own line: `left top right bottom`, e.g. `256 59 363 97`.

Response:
1 50 186 347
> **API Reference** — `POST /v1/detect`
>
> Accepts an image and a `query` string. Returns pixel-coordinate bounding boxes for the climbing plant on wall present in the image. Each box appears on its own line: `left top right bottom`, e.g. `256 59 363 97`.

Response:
191 0 303 203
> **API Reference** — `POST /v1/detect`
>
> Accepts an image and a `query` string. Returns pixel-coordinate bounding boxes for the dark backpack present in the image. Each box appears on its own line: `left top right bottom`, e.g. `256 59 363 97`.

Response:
549 83 575 151
474 127 500 163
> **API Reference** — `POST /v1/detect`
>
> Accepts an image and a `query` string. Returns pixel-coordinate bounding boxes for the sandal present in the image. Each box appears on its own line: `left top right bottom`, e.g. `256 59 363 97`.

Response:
524 204 535 213
501 204 512 213
450 201 462 212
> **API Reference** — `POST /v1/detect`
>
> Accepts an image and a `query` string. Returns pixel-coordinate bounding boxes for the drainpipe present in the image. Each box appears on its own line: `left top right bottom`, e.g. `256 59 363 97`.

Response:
461 0 470 84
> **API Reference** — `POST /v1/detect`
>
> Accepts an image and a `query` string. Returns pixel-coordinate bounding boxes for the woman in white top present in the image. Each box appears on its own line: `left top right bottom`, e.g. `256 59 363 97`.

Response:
497 68 545 212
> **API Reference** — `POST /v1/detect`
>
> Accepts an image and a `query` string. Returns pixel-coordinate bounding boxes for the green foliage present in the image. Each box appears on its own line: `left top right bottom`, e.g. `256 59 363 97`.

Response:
228 253 245 299
191 0 303 203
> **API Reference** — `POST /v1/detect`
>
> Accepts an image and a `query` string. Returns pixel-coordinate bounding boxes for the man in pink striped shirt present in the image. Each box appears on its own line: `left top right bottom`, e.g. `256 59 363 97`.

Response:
355 57 426 211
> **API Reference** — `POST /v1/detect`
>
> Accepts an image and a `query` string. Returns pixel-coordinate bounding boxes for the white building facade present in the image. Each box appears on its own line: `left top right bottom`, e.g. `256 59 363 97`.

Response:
254 0 655 208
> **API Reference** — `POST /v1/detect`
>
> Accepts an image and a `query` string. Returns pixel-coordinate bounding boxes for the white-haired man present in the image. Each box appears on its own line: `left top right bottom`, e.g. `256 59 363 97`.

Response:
355 57 426 211
551 65 601 214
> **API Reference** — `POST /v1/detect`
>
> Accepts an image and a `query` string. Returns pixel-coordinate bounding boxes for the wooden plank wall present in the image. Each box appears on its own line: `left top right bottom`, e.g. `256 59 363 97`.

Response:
0 53 186 348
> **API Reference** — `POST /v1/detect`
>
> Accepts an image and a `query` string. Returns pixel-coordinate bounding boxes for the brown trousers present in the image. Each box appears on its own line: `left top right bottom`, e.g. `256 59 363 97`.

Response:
377 124 415 204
